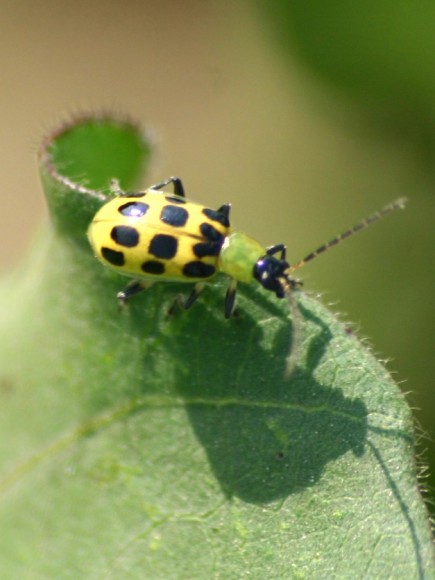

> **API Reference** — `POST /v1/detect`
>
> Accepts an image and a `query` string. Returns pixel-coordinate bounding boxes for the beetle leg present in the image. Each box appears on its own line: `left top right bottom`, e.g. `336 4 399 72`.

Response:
151 176 185 198
217 203 231 222
183 283 205 310
167 283 204 317
117 280 154 309
266 243 286 260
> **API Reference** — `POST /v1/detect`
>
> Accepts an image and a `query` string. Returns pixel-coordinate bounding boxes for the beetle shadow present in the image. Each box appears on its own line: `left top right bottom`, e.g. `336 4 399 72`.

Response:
126 287 427 571
164 294 368 504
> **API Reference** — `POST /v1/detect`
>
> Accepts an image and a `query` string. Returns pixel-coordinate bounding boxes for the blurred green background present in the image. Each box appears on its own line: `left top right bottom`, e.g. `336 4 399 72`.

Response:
1 1 434 517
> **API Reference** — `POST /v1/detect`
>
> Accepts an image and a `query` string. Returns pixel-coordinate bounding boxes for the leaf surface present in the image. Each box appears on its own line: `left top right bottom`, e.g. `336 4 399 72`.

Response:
0 114 432 579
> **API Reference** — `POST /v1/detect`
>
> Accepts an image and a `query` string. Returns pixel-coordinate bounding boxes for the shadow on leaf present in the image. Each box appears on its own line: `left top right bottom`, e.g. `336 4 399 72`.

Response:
164 288 368 504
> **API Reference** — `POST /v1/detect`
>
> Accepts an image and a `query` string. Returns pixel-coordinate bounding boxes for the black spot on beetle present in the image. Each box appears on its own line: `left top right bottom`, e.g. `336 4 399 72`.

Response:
160 205 189 227
118 201 149 218
111 226 139 247
200 223 224 243
202 208 229 227
193 241 222 258
101 247 125 266
149 234 178 260
183 261 216 278
142 260 165 275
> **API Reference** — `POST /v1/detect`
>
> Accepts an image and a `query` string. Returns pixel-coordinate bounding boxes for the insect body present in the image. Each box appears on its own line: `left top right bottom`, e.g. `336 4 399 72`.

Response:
88 176 406 373
88 177 298 317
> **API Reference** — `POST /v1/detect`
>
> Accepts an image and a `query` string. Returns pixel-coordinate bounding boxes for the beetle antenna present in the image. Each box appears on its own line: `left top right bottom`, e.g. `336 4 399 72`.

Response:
281 197 407 377
287 197 407 274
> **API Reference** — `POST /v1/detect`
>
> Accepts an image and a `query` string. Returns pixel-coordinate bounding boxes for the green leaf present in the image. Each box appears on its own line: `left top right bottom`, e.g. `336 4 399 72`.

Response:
39 113 151 240
0 114 433 578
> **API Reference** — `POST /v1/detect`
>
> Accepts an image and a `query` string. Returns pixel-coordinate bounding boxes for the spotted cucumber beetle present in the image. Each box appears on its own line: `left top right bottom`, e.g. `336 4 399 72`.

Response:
87 176 406 374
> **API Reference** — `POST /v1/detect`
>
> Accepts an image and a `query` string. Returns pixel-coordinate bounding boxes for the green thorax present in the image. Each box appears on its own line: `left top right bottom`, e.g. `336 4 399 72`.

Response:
219 232 265 283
